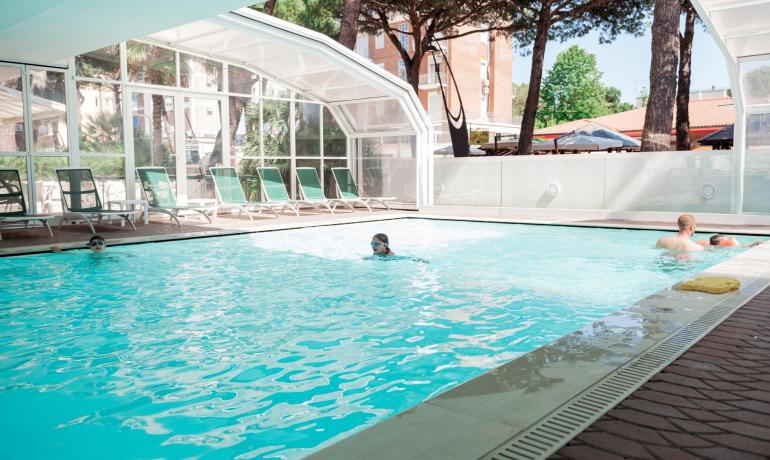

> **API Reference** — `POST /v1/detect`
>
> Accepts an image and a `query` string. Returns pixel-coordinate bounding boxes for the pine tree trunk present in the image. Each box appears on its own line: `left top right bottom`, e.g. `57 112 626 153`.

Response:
517 7 551 155
642 0 680 151
151 94 164 167
676 2 696 151
338 0 362 50
263 0 277 16
406 52 422 95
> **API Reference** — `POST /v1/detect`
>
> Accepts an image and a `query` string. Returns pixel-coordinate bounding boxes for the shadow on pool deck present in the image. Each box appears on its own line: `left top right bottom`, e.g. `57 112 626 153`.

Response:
553 286 770 460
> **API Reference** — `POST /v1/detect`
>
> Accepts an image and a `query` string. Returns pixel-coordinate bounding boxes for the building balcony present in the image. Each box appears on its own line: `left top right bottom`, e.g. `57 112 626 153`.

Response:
419 72 448 87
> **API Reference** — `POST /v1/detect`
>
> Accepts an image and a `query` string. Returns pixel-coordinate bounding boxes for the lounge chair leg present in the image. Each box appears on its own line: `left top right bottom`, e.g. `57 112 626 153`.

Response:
43 221 53 238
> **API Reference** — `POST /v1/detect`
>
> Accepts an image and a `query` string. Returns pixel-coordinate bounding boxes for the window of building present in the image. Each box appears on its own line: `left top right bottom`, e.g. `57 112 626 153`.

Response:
399 24 409 51
398 60 407 81
480 60 488 80
480 31 490 44
375 32 384 49
355 35 369 58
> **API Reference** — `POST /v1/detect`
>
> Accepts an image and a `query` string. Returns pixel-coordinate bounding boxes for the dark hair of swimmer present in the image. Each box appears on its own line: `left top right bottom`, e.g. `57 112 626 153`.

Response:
709 234 726 246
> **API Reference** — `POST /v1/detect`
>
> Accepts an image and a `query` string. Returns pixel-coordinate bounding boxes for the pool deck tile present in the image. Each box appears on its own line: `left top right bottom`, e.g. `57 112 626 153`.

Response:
553 287 770 460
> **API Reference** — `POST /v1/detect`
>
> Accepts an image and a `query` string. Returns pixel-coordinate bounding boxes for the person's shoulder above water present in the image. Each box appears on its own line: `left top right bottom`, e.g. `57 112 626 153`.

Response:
656 214 703 252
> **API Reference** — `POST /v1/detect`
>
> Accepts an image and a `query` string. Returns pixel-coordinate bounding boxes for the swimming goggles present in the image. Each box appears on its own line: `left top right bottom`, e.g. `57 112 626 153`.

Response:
89 239 105 246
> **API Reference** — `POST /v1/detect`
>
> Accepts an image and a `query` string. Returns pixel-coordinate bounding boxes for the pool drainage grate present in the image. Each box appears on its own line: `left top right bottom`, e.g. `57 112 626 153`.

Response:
482 280 761 460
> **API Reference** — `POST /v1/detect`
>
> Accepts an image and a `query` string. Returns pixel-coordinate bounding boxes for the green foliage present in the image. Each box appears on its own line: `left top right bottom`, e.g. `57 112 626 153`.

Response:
251 0 342 38
605 86 634 113
79 111 123 153
745 65 770 103
537 46 608 126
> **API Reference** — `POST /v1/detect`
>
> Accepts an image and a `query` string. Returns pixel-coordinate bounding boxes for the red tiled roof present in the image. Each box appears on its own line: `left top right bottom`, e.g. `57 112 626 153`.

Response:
535 97 735 136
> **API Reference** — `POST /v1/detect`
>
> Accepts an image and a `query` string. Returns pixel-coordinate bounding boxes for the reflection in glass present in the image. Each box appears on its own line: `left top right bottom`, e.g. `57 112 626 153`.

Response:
229 96 259 165
184 97 222 199
126 41 176 87
75 45 121 80
263 100 290 156
741 60 770 106
229 66 259 95
0 66 25 151
180 54 222 91
33 156 69 213
262 79 291 98
80 155 126 202
28 69 68 152
77 82 123 153
295 102 320 157
132 93 176 181
747 113 770 148
323 107 346 157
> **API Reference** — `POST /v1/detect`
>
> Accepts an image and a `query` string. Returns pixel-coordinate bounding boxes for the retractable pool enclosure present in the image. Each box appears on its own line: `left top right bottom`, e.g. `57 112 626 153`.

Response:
0 6 432 212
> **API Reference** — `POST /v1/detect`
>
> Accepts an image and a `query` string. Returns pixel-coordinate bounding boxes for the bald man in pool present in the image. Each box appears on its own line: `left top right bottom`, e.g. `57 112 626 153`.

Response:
656 214 704 253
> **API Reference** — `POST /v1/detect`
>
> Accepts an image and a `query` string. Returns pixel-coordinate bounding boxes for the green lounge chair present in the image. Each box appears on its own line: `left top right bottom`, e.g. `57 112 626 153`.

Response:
256 167 317 216
136 167 213 226
0 168 55 241
295 167 356 213
56 168 136 233
209 167 280 219
331 167 395 211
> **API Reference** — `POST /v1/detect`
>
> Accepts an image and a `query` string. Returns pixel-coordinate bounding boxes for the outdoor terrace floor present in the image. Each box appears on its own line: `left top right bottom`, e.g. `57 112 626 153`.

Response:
554 286 770 460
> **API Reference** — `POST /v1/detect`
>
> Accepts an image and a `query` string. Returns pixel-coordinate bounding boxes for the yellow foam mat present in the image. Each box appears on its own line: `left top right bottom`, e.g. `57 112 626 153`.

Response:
678 276 741 294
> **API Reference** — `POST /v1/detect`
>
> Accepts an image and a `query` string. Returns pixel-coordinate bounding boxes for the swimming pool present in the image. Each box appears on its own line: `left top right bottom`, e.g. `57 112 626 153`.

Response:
0 219 751 459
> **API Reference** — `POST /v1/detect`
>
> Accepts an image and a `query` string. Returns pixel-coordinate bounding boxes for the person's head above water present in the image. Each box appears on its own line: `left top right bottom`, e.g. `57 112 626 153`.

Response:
88 235 106 253
709 234 726 246
677 214 696 236
371 233 393 256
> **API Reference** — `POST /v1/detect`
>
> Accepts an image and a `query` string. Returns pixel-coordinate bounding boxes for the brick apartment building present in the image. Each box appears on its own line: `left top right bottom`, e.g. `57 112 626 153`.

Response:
354 22 519 145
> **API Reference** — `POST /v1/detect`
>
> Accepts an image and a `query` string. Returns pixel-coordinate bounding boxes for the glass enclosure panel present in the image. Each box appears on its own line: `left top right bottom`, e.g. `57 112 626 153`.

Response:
235 157 261 202
747 113 770 148
228 66 259 95
342 99 413 133
296 159 320 198
132 92 176 181
126 41 176 87
263 100 290 156
28 69 68 152
80 155 126 202
323 159 347 198
180 53 222 92
295 102 320 157
361 136 415 201
0 66 25 152
0 156 29 205
184 97 222 200
323 107 346 157
741 58 770 106
262 157 291 198
33 156 69 213
229 97 259 166
262 79 291 98
75 45 121 80
77 82 123 153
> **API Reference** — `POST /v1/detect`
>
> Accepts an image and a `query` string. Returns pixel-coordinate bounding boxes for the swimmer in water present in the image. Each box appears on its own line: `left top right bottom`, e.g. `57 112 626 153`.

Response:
371 233 395 257
697 234 763 248
51 234 107 254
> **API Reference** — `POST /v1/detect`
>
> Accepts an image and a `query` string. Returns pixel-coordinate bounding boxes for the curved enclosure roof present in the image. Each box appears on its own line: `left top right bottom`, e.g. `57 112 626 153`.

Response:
144 9 429 135
693 0 770 60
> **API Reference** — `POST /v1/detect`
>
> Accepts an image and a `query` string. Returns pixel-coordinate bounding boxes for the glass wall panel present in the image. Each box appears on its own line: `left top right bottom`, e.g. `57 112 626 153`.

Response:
77 82 123 153
75 45 121 80
747 113 770 148
0 66 25 152
235 157 261 202
229 96 259 165
28 69 68 152
0 156 29 205
741 59 770 106
228 66 259 95
33 156 69 213
180 53 222 91
323 107 346 157
262 79 291 98
263 100 290 156
295 102 319 157
126 41 176 87
132 92 176 179
323 159 347 198
184 97 221 200
80 155 126 202
361 136 415 202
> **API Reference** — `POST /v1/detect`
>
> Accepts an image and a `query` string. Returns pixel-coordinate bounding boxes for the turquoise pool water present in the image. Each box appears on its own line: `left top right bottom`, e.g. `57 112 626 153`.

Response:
0 219 752 459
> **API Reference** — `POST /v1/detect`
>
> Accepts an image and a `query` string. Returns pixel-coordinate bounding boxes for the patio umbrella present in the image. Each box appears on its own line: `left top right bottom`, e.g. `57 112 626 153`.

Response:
573 122 641 149
531 133 623 152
